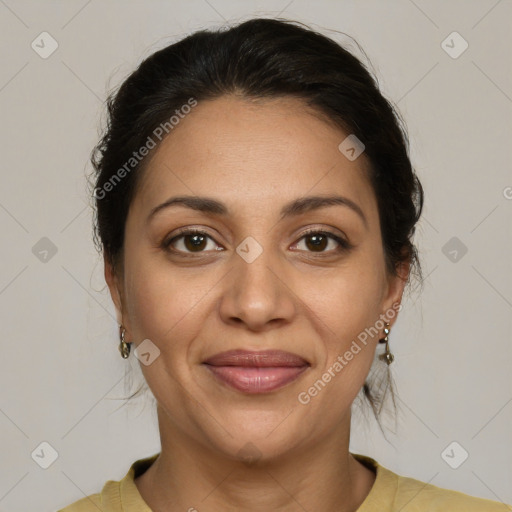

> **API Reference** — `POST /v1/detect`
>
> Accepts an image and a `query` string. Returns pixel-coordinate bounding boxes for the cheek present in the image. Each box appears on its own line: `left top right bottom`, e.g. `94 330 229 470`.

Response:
123 256 205 347
305 257 386 337
298 278 381 419
297 253 386 393
122 259 211 402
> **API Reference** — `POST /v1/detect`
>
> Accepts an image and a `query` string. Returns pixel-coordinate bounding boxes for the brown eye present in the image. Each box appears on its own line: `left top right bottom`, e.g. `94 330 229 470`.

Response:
183 233 208 251
165 229 220 253
293 230 351 253
305 233 329 252
163 228 351 256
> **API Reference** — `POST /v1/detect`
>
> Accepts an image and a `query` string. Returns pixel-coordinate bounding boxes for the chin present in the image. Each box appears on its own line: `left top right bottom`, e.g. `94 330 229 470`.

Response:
224 436 294 466
204 416 301 464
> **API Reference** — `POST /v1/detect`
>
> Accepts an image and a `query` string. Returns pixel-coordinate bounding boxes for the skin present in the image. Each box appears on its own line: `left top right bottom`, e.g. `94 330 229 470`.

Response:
105 95 409 512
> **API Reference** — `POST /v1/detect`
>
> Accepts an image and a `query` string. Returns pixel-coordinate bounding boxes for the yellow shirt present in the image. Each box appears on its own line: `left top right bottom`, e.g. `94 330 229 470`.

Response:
58 452 512 511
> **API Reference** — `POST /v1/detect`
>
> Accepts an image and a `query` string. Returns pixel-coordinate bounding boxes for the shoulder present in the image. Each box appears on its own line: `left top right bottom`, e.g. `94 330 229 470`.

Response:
57 493 102 511
57 480 119 511
56 453 158 511
392 471 512 511
352 453 512 512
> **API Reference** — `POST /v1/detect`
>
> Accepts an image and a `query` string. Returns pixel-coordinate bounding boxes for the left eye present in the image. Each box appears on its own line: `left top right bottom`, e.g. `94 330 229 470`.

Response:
292 230 348 253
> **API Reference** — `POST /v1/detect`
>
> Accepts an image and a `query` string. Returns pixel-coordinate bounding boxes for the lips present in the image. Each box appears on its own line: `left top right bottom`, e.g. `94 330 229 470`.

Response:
203 350 309 394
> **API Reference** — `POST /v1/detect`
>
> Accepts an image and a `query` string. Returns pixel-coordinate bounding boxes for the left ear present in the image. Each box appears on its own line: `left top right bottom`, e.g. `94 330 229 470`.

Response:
381 259 410 328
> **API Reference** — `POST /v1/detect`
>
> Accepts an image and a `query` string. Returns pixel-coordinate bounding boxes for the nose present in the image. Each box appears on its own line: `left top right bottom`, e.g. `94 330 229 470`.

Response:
218 240 297 332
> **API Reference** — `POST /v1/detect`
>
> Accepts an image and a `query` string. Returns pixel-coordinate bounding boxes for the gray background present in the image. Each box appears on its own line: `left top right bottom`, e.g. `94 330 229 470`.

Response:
0 1 511 511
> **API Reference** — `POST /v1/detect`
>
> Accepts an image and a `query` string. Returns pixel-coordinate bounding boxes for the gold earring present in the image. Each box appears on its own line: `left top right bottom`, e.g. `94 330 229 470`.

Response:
378 322 394 365
118 324 131 359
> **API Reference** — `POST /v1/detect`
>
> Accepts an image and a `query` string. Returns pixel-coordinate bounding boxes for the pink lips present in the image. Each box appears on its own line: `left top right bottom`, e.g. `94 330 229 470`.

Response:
203 349 309 394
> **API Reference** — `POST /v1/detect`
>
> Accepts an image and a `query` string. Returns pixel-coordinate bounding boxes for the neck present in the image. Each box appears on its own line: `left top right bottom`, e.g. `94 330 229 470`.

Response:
135 406 376 512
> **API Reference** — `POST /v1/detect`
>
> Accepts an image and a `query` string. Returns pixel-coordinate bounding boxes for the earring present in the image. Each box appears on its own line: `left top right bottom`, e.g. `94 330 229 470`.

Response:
118 324 131 359
378 322 394 365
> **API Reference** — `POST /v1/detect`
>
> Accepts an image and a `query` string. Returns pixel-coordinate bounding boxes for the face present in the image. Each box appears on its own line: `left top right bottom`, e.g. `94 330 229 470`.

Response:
105 95 407 460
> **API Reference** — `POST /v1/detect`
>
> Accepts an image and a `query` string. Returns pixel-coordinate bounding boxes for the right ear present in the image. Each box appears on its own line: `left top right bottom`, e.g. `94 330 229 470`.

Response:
103 252 124 325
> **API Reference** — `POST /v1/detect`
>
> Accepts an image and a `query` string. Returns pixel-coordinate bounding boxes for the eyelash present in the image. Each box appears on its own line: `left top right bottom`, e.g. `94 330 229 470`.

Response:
162 227 352 256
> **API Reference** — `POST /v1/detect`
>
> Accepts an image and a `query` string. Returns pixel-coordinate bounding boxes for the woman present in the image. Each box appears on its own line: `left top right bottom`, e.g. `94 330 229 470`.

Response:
59 17 511 512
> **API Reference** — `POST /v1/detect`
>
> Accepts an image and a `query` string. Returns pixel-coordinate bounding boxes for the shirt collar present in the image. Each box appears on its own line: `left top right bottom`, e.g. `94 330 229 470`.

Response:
114 451 397 511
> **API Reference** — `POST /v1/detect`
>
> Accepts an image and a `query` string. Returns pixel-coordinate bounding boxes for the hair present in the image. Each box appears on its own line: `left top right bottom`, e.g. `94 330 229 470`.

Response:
89 17 424 435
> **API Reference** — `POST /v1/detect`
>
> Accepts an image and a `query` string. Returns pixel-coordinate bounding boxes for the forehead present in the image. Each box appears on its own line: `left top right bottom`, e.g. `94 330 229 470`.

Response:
132 95 377 224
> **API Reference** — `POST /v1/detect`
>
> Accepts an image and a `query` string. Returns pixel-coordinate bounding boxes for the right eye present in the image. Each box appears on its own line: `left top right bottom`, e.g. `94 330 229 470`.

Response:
164 229 224 254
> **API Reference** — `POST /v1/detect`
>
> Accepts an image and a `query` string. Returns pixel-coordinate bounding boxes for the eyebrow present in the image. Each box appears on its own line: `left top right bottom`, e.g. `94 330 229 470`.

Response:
147 194 367 228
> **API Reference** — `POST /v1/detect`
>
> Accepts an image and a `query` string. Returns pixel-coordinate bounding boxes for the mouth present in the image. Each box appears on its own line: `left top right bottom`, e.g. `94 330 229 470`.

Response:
202 349 310 394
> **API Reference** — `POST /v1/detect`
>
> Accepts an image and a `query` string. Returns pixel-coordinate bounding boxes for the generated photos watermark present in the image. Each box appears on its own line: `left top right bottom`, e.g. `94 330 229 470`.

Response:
93 97 198 200
297 302 402 405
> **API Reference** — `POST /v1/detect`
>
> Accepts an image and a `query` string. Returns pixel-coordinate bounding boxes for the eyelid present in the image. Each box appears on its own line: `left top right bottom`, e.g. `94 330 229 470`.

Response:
163 225 352 254
163 227 224 252
295 227 351 250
